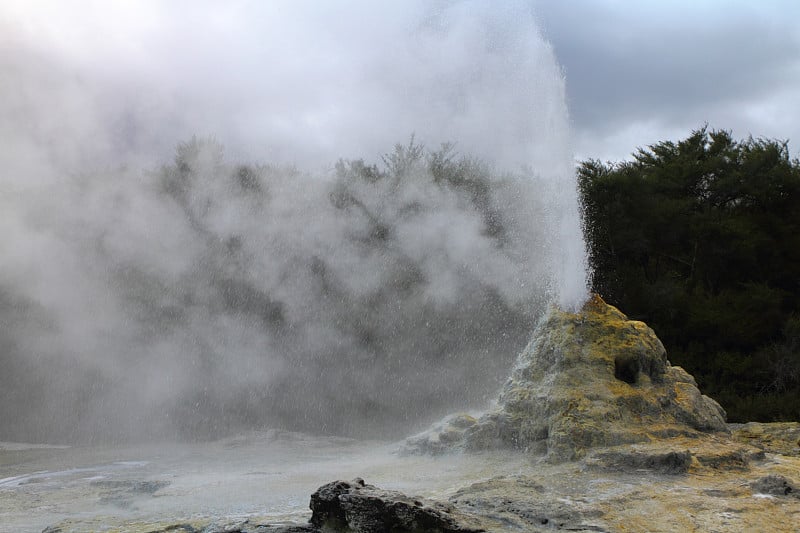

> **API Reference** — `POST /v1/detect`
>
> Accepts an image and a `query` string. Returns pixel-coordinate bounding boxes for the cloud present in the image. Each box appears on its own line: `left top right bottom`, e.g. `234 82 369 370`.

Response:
1 1 572 170
534 0 800 160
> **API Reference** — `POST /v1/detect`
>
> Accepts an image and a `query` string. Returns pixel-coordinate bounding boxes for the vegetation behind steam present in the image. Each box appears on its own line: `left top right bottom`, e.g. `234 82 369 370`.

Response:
579 127 800 422
0 137 557 443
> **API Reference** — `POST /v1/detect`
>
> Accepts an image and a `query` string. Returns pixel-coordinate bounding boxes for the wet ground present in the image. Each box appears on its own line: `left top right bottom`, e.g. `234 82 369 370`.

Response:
4 431 800 532
0 431 531 533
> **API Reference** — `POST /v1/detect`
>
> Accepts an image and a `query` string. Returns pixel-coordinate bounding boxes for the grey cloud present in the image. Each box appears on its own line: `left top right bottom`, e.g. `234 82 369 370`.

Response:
535 1 800 160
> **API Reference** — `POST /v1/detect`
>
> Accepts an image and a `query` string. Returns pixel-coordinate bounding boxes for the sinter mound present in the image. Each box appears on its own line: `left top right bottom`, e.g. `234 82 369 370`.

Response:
404 294 728 461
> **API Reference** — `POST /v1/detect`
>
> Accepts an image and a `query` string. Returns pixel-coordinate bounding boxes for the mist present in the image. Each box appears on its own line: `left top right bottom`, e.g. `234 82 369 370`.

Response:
0 1 589 443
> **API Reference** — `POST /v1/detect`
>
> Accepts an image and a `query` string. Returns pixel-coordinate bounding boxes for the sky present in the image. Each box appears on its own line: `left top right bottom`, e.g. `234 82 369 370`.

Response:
1 1 798 167
0 0 800 169
535 1 800 162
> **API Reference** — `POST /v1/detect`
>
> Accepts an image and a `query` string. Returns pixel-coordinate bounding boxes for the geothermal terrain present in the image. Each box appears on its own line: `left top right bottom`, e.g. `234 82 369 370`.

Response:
2 2 798 532
4 298 800 532
4 221 797 533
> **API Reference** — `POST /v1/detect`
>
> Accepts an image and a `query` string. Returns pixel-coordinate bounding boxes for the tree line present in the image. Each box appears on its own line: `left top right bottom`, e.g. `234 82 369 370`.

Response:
579 127 800 422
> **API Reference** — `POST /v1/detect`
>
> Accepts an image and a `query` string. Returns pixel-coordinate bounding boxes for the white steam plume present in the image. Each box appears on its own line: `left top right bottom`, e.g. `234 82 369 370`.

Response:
0 0 589 443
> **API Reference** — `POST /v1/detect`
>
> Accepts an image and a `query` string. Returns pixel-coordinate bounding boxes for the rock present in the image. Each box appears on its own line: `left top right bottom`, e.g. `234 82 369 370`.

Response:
309 477 485 532
587 448 693 475
584 435 765 474
90 479 170 494
750 474 800 498
401 414 478 456
245 525 317 532
449 475 607 532
731 422 800 456
201 519 252 533
404 295 728 461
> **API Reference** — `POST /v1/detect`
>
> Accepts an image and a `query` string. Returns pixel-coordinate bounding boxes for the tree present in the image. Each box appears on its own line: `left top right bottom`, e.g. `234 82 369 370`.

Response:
579 127 800 421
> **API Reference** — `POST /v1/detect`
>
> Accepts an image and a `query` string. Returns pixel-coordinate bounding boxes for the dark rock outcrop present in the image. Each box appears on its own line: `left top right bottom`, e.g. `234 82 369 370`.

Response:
750 474 800 498
587 448 694 475
449 476 607 532
404 295 728 461
583 435 765 475
309 478 485 532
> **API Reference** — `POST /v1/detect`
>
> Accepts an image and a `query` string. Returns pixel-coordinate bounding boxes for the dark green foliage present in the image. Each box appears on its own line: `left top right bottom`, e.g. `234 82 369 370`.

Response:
579 127 800 421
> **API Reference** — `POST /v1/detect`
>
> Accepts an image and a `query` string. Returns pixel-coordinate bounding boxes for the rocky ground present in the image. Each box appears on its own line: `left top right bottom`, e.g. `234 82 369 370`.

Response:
36 428 800 532
29 297 800 531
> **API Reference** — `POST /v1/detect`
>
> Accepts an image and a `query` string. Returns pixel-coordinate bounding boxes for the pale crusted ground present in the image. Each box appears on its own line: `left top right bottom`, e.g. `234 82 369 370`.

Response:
451 434 800 532
7 427 798 533
8 294 800 532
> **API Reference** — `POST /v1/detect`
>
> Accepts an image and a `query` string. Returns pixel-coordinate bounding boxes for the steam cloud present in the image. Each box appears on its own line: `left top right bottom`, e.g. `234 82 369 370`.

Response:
0 1 589 443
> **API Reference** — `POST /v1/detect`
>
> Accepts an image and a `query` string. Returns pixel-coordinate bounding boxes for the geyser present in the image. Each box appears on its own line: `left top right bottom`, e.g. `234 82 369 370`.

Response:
402 295 728 461
0 1 589 444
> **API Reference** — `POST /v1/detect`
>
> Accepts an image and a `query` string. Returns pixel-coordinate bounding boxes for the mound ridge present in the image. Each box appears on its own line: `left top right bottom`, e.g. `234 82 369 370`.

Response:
404 294 728 461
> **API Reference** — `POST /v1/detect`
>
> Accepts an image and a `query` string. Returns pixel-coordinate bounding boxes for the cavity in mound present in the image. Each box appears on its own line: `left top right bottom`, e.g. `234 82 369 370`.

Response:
403 294 727 461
